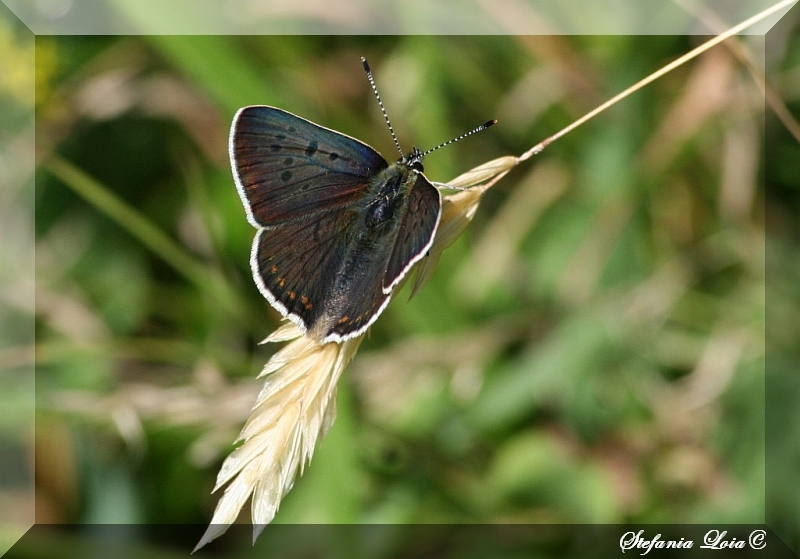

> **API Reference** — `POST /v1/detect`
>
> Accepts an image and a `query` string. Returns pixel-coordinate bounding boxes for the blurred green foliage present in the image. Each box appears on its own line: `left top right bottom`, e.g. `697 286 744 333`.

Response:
25 27 799 555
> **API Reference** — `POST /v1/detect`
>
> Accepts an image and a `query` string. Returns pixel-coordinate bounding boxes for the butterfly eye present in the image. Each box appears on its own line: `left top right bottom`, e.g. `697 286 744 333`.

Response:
410 160 424 172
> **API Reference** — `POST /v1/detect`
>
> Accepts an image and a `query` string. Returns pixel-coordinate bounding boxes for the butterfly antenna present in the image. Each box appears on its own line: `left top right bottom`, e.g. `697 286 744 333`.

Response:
421 119 497 158
361 57 404 158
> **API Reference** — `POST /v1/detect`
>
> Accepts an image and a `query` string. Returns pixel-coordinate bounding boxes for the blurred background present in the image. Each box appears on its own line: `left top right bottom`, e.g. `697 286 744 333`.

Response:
1 2 798 557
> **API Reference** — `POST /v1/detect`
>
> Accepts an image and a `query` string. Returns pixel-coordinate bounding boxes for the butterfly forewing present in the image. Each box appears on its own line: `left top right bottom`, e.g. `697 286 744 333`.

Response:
383 174 441 292
231 106 388 225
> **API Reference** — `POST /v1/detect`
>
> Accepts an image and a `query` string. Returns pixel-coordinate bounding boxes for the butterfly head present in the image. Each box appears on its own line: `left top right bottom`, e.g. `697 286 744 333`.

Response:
401 146 425 173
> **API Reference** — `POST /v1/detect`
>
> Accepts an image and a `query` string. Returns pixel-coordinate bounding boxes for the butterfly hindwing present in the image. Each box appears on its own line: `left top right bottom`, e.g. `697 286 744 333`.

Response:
251 208 357 330
323 263 393 341
231 106 388 226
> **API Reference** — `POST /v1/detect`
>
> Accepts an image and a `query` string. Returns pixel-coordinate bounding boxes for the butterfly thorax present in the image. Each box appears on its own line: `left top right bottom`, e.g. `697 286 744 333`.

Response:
364 161 418 229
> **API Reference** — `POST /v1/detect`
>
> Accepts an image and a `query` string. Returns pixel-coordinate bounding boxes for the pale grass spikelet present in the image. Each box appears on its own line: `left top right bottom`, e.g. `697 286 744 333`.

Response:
195 156 514 552
193 325 362 551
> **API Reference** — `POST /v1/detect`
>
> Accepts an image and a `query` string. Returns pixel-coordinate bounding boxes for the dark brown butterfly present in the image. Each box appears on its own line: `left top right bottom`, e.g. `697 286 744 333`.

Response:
230 59 494 343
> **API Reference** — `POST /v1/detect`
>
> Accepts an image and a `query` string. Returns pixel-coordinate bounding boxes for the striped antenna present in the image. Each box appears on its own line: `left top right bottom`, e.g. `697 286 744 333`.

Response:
362 57 497 160
361 57 404 158
421 119 497 158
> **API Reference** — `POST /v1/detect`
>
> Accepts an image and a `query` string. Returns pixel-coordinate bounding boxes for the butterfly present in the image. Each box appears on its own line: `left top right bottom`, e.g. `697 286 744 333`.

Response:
230 58 494 344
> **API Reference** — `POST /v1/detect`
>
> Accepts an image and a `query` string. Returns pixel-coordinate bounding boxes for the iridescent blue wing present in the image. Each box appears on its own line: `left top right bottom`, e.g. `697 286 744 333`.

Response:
383 173 441 292
231 105 388 226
